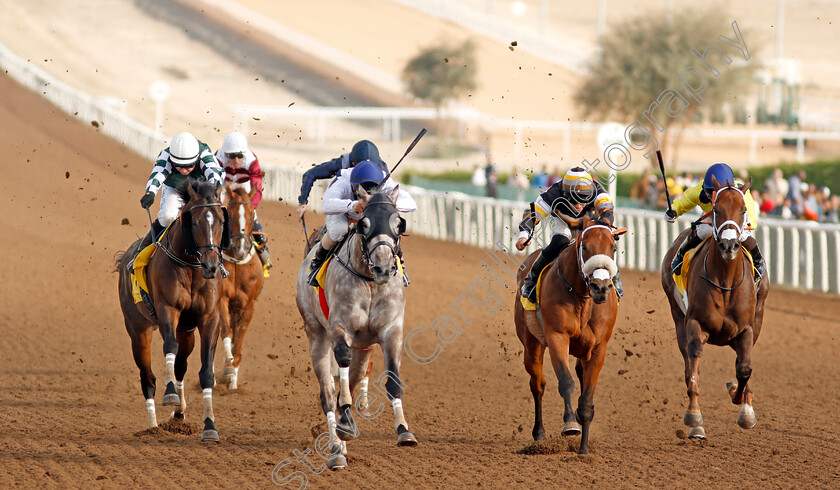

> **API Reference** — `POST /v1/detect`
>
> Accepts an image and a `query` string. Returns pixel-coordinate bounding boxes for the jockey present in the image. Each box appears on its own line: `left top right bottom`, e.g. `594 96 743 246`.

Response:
215 131 272 270
666 162 766 281
297 140 390 220
515 167 623 303
307 160 416 286
139 131 224 247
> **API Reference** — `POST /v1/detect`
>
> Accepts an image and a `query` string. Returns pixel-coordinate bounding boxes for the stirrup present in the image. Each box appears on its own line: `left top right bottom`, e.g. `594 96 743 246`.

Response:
308 262 322 287
521 281 537 304
220 263 230 279
671 253 684 276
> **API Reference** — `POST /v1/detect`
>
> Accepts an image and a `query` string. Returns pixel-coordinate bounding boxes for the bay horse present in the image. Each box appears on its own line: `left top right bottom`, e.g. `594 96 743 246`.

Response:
296 186 416 470
661 177 770 439
514 217 625 454
116 180 230 442
219 184 265 390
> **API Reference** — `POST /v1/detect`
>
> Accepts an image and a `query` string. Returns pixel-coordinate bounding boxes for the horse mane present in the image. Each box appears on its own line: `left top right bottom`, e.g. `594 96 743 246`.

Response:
176 180 218 205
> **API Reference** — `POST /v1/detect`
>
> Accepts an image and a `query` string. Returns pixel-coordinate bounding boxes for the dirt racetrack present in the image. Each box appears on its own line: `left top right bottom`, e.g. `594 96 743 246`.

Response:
1 72 839 488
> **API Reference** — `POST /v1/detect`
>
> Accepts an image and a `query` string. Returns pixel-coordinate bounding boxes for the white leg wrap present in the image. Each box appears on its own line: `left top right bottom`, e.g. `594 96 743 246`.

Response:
359 377 369 409
223 337 233 361
165 353 176 383
146 398 157 428
392 398 408 431
338 367 352 406
230 366 239 390
202 388 214 422
174 380 186 413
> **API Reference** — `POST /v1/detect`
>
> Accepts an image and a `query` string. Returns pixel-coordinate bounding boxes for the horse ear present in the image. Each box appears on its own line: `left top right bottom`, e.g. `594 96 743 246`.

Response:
710 174 722 190
188 181 199 201
356 185 370 201
248 186 257 199
221 208 231 249
388 185 400 204
581 216 594 228
214 183 223 201
740 177 752 194
612 227 628 237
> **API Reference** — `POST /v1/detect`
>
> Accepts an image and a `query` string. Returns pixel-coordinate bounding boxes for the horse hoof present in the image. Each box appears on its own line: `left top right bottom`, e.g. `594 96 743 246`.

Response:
561 421 582 436
201 429 220 443
688 426 706 439
397 431 418 447
327 454 347 470
683 411 703 428
738 405 757 429
223 366 236 377
162 393 180 407
171 412 185 420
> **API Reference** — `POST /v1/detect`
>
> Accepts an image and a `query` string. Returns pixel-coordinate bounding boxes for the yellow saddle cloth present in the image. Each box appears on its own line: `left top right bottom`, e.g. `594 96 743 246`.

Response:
673 237 756 295
130 225 172 304
520 260 554 311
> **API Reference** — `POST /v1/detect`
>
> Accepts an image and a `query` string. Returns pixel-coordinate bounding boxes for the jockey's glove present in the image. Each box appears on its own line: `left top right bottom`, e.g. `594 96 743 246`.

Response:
140 191 155 209
665 209 677 223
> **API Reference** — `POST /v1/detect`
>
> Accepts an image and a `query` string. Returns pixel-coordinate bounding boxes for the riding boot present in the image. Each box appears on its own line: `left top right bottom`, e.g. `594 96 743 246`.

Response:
521 251 553 304
308 235 337 287
252 218 273 270
613 270 625 300
671 230 703 276
744 238 767 282
139 219 164 249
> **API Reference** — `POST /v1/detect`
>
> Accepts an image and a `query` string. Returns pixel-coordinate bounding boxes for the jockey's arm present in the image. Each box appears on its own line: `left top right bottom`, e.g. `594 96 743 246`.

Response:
198 144 224 186
671 183 703 217
248 155 263 208
516 198 549 241
322 175 355 215
298 157 342 205
592 185 615 226
381 178 417 212
144 151 170 195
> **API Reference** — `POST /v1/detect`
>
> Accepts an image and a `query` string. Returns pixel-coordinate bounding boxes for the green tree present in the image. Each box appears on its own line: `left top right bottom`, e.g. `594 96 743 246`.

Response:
575 9 758 169
402 40 478 113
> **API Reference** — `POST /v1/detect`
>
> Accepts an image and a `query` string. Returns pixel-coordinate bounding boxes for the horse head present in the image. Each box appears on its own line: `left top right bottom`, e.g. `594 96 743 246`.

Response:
179 181 230 279
223 184 256 261
577 217 626 304
356 185 406 285
709 175 750 262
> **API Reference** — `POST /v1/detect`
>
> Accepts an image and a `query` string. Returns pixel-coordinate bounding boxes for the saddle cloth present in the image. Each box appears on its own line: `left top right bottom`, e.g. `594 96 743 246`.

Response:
520 260 554 311
130 224 172 304
673 236 756 297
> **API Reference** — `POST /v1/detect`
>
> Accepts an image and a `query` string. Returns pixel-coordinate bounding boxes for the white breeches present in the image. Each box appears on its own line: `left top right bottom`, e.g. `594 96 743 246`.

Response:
158 185 185 227
325 214 350 242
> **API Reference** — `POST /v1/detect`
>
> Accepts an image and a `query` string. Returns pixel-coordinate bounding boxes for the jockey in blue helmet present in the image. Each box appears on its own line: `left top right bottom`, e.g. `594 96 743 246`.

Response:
666 162 766 280
307 160 416 286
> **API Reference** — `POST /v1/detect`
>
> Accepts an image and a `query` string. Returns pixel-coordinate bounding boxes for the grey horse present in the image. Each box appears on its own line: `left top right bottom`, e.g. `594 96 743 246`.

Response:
295 186 417 470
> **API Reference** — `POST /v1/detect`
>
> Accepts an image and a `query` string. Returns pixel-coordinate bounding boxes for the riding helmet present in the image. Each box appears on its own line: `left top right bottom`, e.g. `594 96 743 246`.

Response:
703 163 735 192
561 167 596 204
220 131 248 154
350 160 384 192
169 132 200 168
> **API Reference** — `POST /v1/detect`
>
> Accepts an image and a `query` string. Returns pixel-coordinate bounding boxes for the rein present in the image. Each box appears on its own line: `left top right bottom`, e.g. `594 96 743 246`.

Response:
699 250 745 291
335 231 376 282
700 185 748 291
158 202 224 267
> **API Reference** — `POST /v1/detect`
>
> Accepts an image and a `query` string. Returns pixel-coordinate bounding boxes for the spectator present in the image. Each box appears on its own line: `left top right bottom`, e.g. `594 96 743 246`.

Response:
508 168 530 201
630 169 652 203
548 167 563 186
531 165 549 189
485 160 498 198
758 188 776 216
803 183 821 221
764 168 789 201
787 170 806 217
471 164 487 187
823 195 840 223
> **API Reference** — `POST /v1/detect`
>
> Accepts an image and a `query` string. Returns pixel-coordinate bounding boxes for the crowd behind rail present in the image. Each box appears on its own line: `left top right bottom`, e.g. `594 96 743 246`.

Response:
468 162 840 224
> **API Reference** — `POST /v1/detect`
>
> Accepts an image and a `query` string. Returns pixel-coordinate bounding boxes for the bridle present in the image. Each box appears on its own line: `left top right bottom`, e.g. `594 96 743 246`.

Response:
335 199 403 282
557 224 614 299
159 202 225 268
702 185 748 291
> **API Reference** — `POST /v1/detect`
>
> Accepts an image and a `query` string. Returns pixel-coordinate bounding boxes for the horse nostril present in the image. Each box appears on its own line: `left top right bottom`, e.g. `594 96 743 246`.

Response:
372 266 383 275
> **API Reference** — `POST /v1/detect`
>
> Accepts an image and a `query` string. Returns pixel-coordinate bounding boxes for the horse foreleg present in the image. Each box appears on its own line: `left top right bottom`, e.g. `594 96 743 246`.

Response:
522 334 547 441
682 318 706 439
220 299 235 381
331 337 359 442
546 334 580 437
575 344 607 455
728 327 756 429
308 331 345 470
172 329 196 420
380 333 417 447
349 349 375 415
198 317 221 443
129 326 157 428
156 308 181 407
228 304 255 390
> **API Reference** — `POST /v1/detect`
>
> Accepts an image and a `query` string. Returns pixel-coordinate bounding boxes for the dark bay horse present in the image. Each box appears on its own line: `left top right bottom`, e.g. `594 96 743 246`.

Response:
661 177 770 439
514 217 626 454
219 185 265 390
116 181 230 442
296 186 416 470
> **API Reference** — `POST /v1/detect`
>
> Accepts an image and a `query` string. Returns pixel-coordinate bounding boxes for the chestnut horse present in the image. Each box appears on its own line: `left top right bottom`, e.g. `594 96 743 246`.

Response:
514 217 626 454
219 185 265 390
661 177 769 439
116 181 230 442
